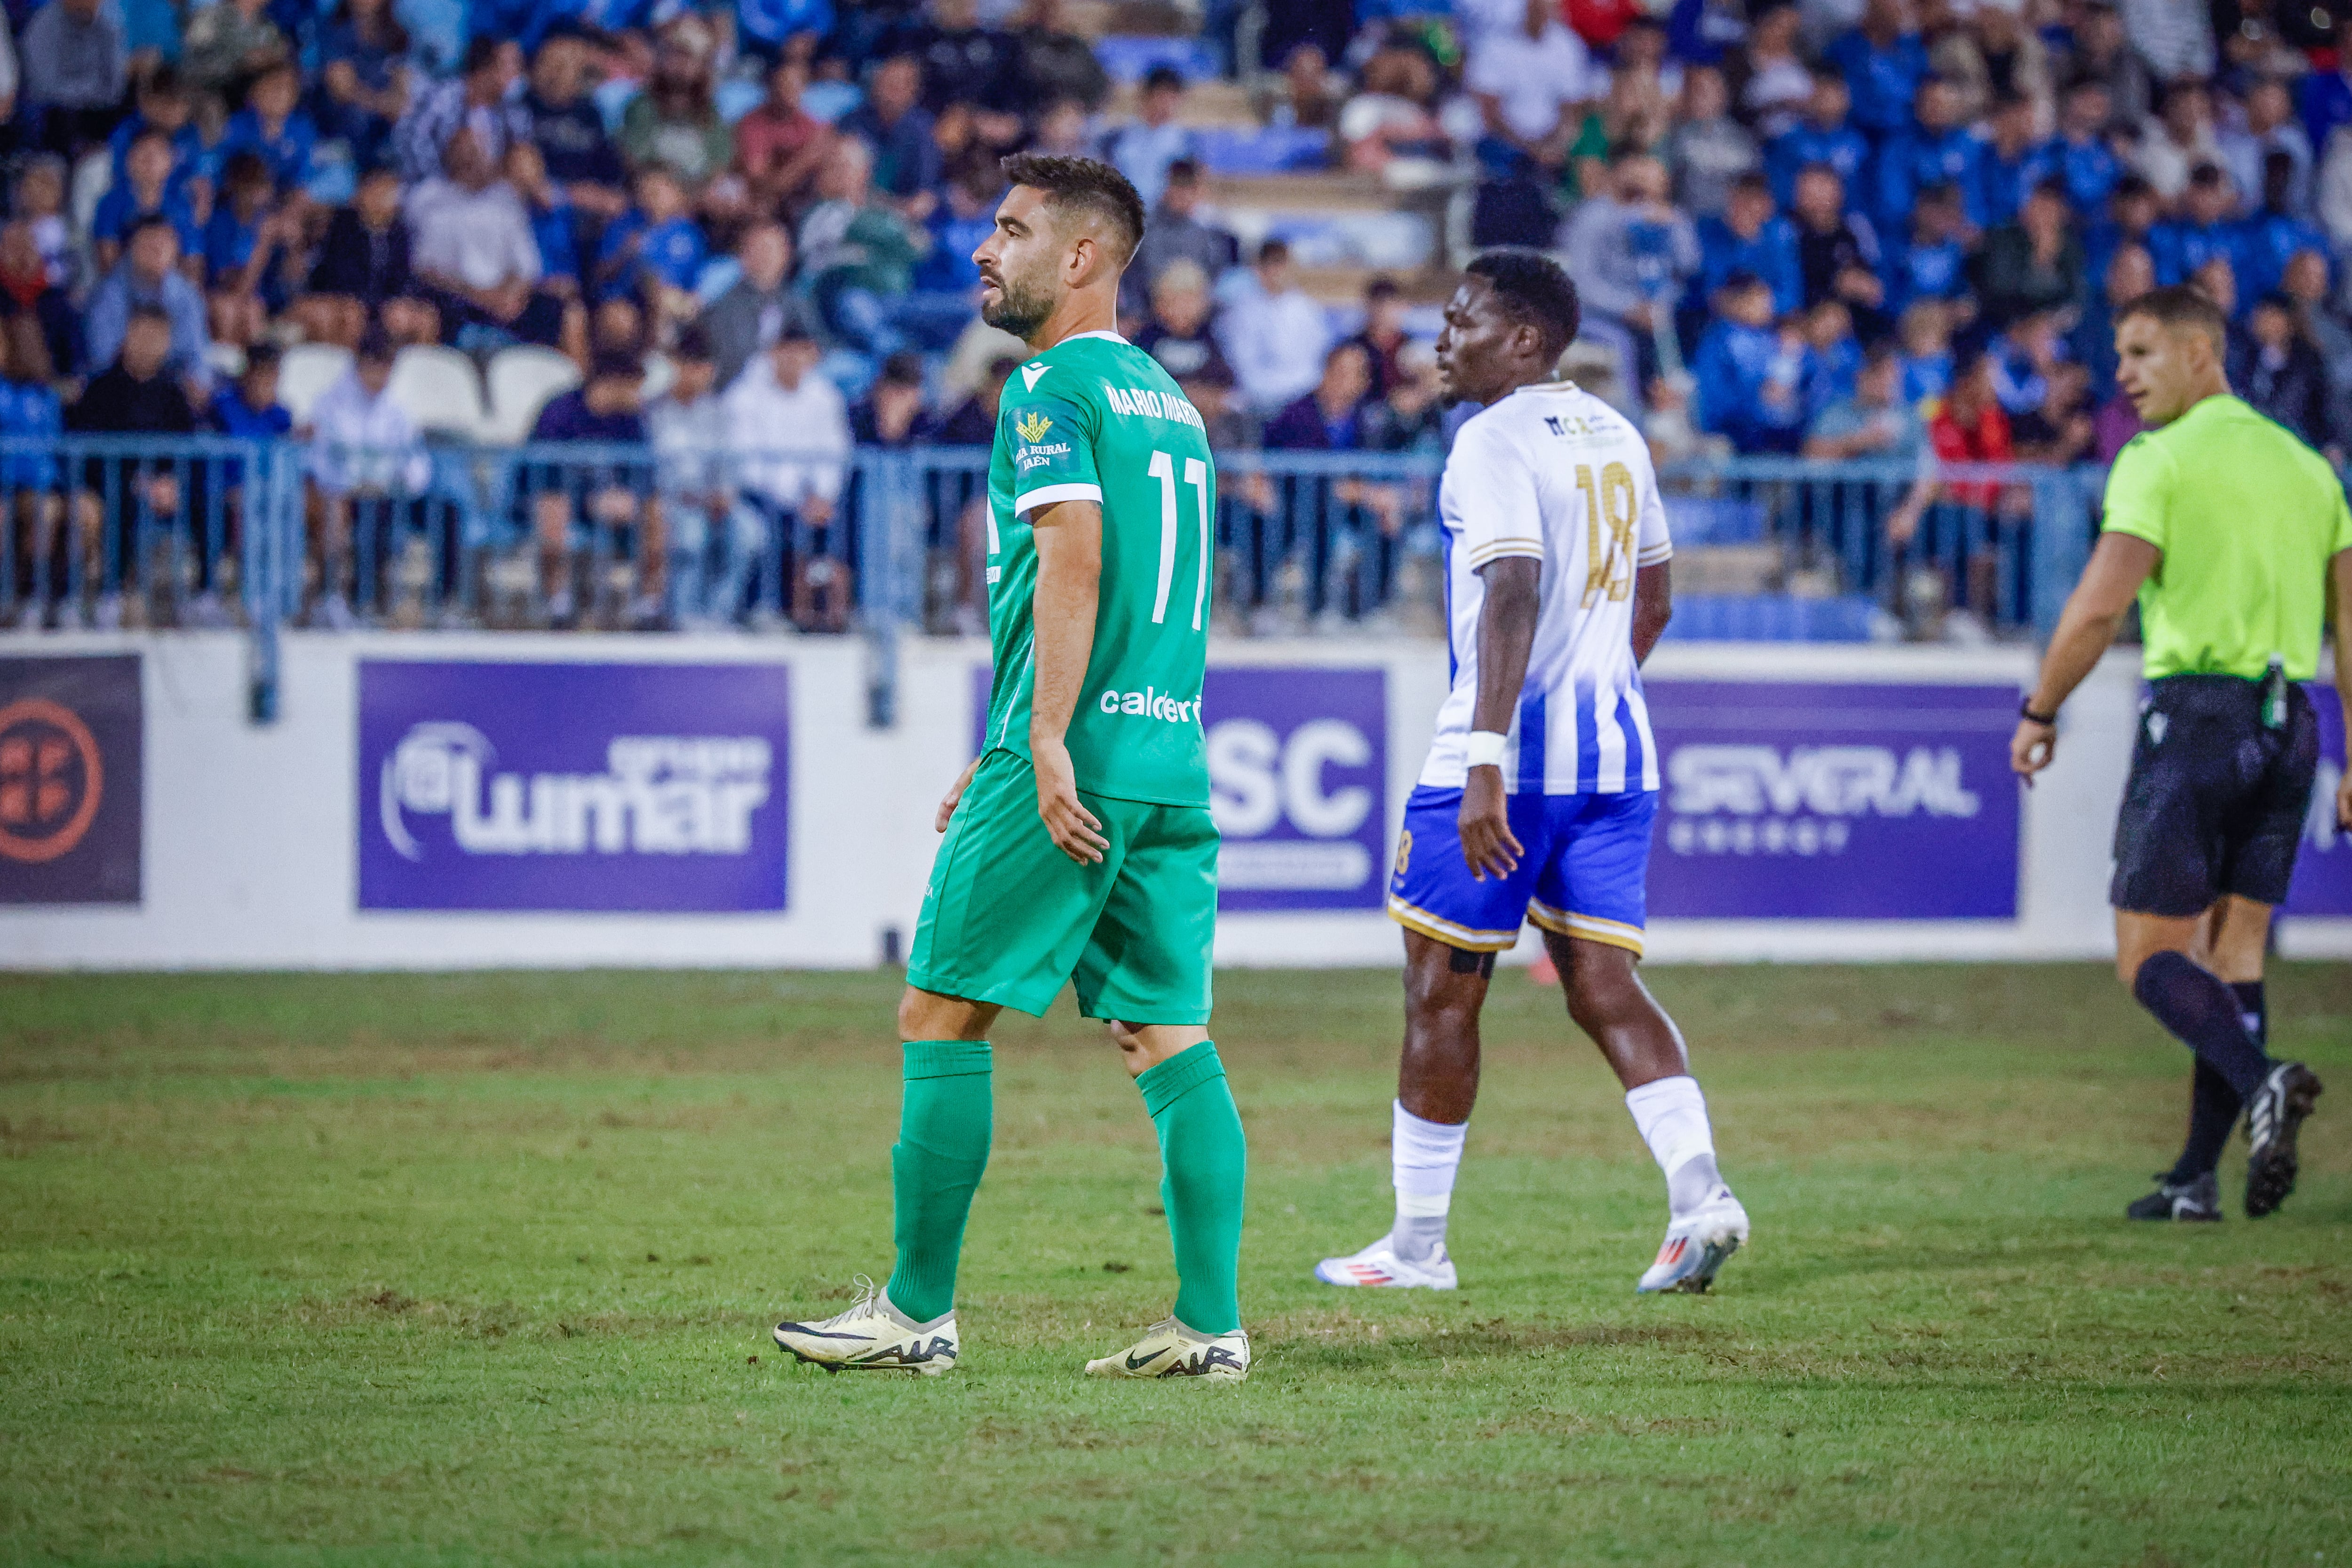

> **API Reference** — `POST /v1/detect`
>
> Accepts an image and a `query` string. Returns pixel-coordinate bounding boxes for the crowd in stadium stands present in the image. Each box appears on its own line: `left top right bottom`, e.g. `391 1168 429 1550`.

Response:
5 0 2352 626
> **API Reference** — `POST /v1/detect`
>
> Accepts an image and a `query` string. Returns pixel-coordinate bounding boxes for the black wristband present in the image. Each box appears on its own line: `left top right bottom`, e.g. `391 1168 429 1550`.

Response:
2019 698 2058 725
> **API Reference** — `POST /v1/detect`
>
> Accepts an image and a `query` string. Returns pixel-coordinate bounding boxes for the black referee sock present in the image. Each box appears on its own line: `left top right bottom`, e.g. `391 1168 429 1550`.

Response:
2167 980 2268 1183
2133 952 2273 1102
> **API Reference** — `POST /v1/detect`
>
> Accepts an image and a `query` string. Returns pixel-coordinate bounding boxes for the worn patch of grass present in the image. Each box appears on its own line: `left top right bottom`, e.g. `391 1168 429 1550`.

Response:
0 964 2347 1565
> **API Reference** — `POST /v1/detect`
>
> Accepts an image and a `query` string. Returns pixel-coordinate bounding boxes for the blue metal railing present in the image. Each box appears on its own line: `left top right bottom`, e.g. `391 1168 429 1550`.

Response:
0 437 2106 725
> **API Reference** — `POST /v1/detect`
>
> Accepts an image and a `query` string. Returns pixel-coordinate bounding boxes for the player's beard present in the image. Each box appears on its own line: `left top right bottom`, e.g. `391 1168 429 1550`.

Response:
981 268 1057 341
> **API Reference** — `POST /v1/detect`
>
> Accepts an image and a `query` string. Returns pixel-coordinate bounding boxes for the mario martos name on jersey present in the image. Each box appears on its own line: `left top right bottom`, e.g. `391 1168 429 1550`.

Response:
1106 386 1205 430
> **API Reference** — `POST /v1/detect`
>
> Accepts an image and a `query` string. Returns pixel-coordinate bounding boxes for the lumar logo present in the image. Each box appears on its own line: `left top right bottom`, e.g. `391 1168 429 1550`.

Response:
380 722 771 859
1015 410 1053 443
0 697 103 863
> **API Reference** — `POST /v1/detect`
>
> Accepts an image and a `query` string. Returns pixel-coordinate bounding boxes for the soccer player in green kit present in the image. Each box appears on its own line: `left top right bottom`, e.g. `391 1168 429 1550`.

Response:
771 156 1249 1381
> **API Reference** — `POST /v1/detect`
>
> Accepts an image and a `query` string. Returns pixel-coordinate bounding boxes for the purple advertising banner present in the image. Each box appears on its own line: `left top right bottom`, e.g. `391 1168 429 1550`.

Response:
2284 682 2351 917
359 661 789 912
969 663 1387 911
0 654 141 905
1644 680 2020 919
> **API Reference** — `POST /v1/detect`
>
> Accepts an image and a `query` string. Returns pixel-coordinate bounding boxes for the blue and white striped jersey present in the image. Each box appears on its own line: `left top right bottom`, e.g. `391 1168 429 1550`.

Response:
1422 380 1672 795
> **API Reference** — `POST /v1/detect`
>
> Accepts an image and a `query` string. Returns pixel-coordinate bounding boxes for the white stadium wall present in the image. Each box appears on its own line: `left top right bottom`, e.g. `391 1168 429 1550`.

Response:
1 632 2349 969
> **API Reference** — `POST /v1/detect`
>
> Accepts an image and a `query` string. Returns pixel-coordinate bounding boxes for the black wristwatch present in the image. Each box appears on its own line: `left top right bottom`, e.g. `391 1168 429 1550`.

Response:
2019 697 2058 725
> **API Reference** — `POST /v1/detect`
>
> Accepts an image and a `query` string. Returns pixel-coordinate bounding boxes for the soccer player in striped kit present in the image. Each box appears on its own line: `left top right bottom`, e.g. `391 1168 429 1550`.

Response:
1314 250 1750 1296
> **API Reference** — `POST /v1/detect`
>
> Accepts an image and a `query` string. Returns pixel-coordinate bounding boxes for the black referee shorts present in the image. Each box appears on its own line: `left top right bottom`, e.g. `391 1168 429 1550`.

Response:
2110 674 2321 917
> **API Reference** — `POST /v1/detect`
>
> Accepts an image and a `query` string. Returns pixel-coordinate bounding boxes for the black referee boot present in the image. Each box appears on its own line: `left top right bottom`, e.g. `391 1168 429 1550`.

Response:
2244 1062 2324 1219
2126 1171 2221 1222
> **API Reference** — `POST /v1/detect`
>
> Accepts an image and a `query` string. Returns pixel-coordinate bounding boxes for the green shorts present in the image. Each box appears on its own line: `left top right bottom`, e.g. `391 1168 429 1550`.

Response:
907 750 1217 1023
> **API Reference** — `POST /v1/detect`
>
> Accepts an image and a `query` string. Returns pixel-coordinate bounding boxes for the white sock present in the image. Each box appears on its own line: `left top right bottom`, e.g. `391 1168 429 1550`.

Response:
1624 1075 1725 1218
1387 1101 1466 1262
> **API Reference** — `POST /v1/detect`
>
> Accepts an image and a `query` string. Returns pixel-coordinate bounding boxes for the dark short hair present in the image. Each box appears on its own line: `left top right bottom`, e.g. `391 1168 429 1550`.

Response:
1730 170 1772 198
999 152 1146 261
879 349 925 386
126 214 179 246
591 351 645 381
126 304 173 330
243 342 281 372
776 321 819 346
672 323 712 362
463 36 505 75
221 149 273 191
143 65 184 99
1257 237 1290 266
1165 158 1202 185
1465 247 1581 360
1143 64 1185 93
2116 283 2229 350
356 326 395 363
2029 174 2070 204
1366 275 1400 301
2187 161 2228 189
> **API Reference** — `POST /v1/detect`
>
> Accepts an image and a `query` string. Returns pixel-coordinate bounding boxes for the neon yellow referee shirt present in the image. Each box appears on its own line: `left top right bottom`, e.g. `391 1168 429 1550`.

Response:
2100 393 2352 681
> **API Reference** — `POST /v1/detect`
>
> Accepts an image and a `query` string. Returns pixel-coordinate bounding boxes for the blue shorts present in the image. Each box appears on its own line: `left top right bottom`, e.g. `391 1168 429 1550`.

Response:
1386 785 1657 955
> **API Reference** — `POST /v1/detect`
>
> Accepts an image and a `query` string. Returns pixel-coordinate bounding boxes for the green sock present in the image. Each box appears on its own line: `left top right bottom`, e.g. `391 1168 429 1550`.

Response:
1135 1041 1247 1336
883 1040 992 1324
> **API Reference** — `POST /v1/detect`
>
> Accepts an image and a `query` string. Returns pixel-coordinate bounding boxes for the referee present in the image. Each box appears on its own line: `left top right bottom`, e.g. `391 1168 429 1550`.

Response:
2015 285 2352 1222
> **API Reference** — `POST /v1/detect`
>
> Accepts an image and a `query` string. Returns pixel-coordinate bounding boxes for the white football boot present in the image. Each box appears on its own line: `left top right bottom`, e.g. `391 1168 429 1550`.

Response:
771 1276 959 1375
1084 1319 1250 1382
1313 1235 1459 1290
1636 1190 1749 1294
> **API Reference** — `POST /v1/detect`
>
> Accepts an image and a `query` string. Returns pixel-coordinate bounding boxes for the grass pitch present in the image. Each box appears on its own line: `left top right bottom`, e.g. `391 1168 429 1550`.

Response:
2 963 2348 1566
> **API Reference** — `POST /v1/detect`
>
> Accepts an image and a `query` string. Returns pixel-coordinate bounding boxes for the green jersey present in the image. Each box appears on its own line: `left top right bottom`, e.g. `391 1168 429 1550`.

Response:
2101 393 2352 681
979 330 1216 808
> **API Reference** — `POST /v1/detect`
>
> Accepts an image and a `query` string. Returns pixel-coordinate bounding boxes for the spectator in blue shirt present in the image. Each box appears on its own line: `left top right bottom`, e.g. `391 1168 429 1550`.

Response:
1897 298 1955 404
914 165 998 294
2149 163 2244 288
2236 149 2329 303
92 132 204 277
2297 55 2352 158
1106 66 1195 213
1765 71 1868 206
208 343 291 441
1693 272 1811 453
85 219 217 391
2028 80 2124 216
315 0 415 174
737 0 834 63
1885 181 1972 315
595 166 707 310
1874 77 1988 234
202 151 300 323
2083 173 2161 285
504 141 581 298
107 70 210 203
0 320 65 504
837 55 942 217
1977 94 2040 229
1822 0 1930 139
219 64 318 198
1802 299 1862 419
1693 172 1801 317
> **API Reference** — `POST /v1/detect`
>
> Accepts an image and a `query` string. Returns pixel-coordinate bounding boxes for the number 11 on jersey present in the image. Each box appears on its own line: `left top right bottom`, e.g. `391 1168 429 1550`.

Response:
1147 449 1212 630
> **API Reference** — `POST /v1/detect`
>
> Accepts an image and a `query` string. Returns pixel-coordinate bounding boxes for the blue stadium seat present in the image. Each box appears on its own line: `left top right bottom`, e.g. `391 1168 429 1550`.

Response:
1661 495 1767 546
1659 594 1880 642
1092 36 1219 82
1193 128 1331 176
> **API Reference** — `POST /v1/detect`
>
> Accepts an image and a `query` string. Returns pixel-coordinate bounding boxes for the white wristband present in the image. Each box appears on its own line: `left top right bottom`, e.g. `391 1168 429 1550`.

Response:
1465 730 1508 769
